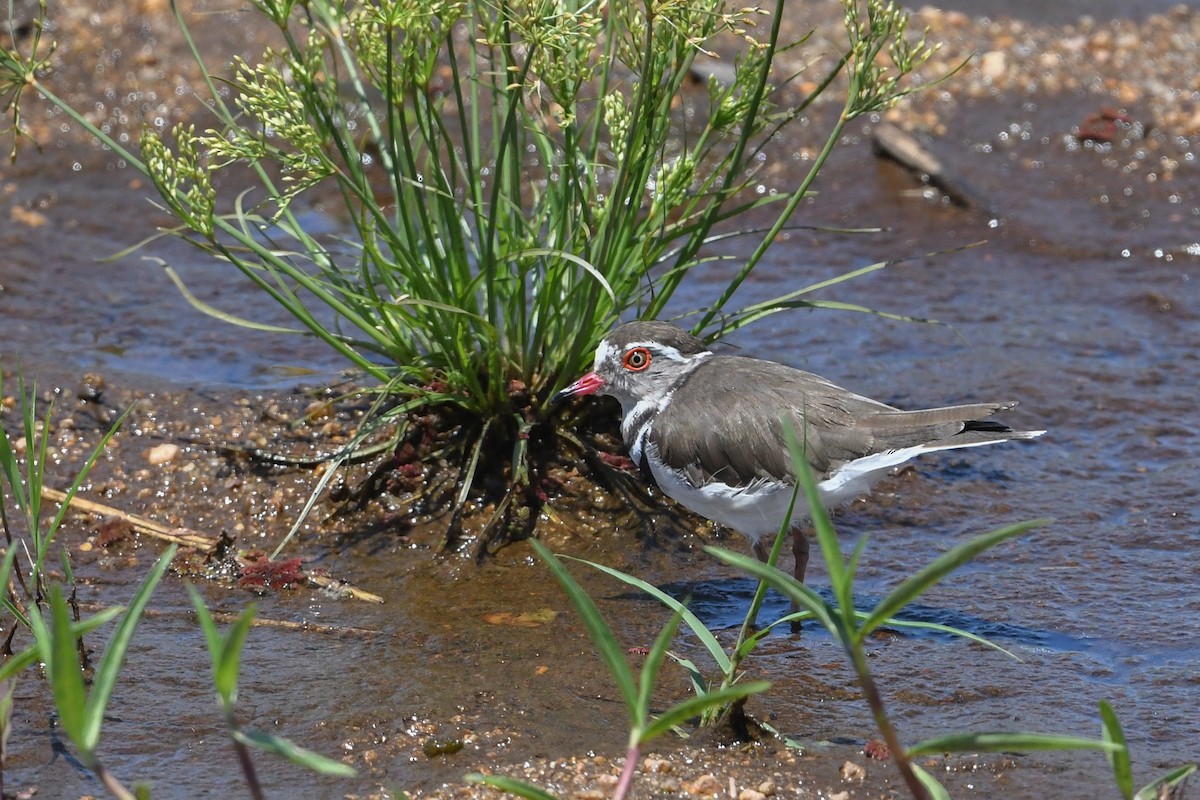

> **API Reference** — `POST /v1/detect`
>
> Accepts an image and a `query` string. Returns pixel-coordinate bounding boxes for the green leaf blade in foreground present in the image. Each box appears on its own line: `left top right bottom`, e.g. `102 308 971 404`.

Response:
703 546 839 634
567 556 732 674
43 403 134 560
44 587 89 749
638 680 771 744
82 545 177 752
780 422 847 598
188 586 226 682
0 394 25 518
907 731 1121 757
0 548 30 630
464 773 560 800
531 540 638 715
187 585 256 708
1136 764 1197 800
215 605 257 706
232 729 357 777
635 609 685 732
858 520 1048 641
877 617 1020 661
909 763 953 800
1099 699 1133 800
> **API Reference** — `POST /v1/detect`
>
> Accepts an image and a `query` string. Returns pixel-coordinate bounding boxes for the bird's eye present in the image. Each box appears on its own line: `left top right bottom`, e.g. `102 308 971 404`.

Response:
622 347 651 371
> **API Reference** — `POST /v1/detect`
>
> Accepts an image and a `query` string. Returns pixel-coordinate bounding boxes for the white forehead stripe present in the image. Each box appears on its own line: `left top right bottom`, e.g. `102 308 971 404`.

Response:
593 340 618 371
626 340 688 362
595 334 714 372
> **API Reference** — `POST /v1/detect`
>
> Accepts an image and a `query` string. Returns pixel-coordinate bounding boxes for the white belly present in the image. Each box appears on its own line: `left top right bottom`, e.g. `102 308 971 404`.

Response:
648 457 805 545
643 441 961 545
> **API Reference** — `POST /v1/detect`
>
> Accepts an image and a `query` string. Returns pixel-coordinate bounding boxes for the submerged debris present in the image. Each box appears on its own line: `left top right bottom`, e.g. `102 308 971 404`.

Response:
238 552 304 590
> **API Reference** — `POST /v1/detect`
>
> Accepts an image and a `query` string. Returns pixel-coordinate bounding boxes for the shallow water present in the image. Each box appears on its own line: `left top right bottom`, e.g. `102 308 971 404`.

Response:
2 4 1200 799
667 92 1200 788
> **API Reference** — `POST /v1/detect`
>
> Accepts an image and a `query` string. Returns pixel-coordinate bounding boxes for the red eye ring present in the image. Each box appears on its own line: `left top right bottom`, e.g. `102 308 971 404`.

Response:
623 347 652 372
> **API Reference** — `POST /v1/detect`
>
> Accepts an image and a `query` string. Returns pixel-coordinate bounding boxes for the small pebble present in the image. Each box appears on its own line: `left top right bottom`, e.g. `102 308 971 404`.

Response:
421 737 463 757
979 50 1007 80
840 760 867 781
146 442 180 465
684 774 722 796
76 372 105 403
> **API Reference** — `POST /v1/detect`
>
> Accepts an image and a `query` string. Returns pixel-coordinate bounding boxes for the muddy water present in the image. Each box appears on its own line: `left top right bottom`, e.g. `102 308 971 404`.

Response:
3 9 1200 800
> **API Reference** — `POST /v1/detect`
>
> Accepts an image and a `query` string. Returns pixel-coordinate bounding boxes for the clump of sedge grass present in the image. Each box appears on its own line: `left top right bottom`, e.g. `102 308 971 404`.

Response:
1 0 943 546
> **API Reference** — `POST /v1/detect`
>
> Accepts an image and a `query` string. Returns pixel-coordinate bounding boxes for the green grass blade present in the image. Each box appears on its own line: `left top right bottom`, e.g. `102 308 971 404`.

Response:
232 729 356 777
188 584 256 708
726 298 941 334
40 403 133 569
1099 699 1133 800
664 651 709 698
780 421 853 617
704 546 839 635
0 673 14 759
638 681 771 744
721 244 985 335
739 612 816 651
635 609 685 731
0 644 42 685
464 773 560 800
567 556 732 674
531 540 637 714
859 520 1048 641
509 248 615 305
70 609 128 643
187 585 225 678
910 762 953 800
160 263 304 333
0 548 28 628
82 545 176 751
43 588 88 748
907 731 1121 757
0 400 25 518
873 617 1021 661
216 605 257 707
1136 764 1197 800
73 607 127 635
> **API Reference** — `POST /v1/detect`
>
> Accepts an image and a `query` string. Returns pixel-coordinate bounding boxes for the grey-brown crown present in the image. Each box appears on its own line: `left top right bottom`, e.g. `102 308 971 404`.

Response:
602 321 710 357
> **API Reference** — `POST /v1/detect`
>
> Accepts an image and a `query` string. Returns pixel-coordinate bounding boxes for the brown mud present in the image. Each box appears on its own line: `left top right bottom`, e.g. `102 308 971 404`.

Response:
2 1 1200 798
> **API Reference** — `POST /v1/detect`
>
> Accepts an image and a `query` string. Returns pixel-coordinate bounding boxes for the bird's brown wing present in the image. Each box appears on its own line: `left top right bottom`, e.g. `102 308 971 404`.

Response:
649 356 893 486
650 356 1020 488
